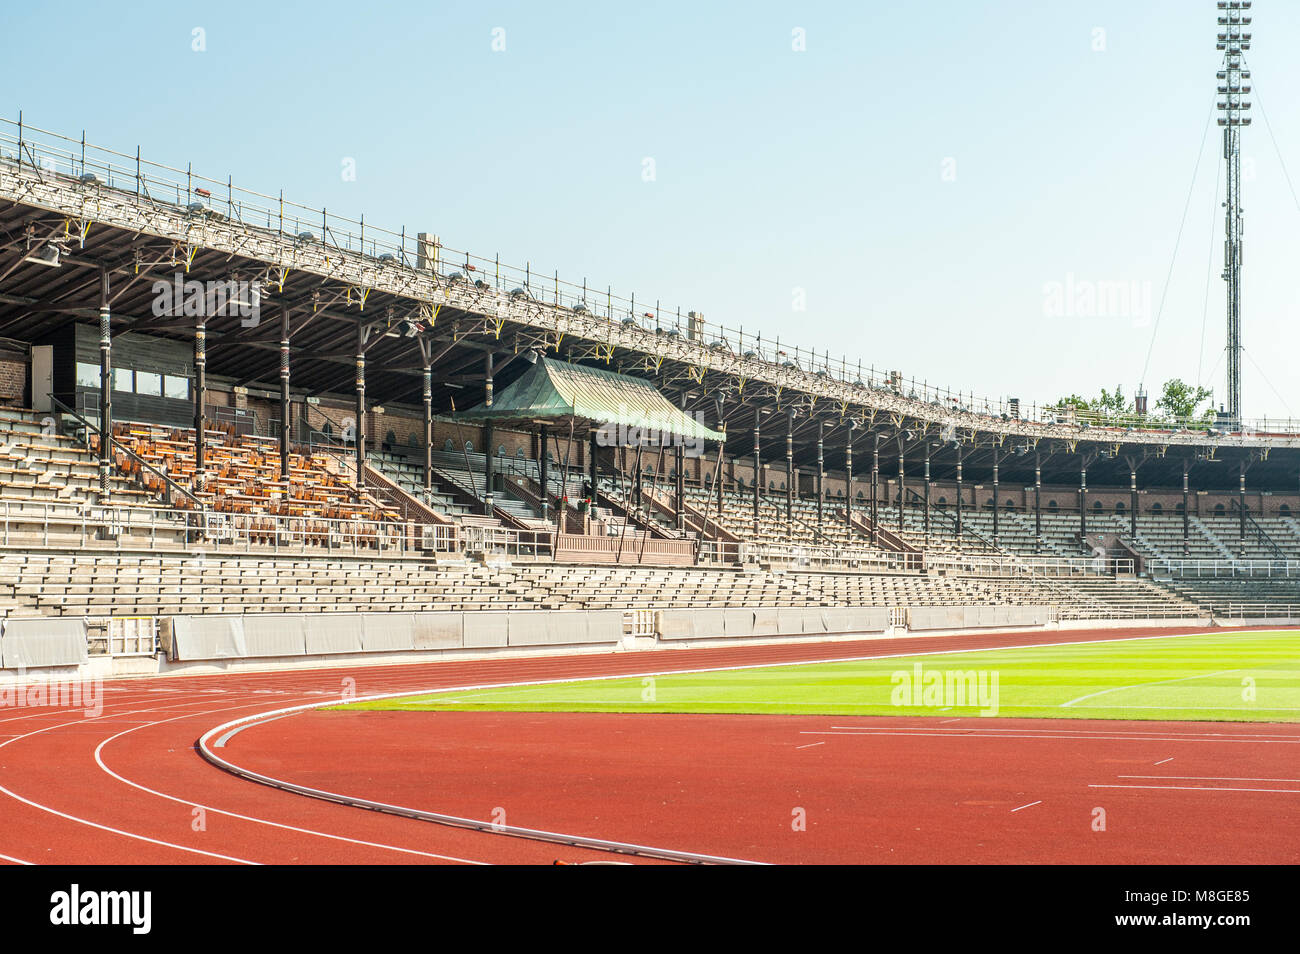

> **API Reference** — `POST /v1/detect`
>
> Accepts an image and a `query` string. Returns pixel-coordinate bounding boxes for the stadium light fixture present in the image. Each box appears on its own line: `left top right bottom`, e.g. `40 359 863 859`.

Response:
22 244 61 268
1217 0 1251 428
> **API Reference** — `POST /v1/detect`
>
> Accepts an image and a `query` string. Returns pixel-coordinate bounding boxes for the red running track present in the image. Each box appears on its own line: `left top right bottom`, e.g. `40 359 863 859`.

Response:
0 626 1293 864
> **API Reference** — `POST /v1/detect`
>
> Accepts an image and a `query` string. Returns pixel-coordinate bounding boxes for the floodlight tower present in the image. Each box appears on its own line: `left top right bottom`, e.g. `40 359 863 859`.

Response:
1217 0 1252 428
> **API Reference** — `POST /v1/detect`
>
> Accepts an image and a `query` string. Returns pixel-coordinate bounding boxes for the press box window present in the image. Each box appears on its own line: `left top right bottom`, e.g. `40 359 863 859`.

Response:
113 368 134 393
136 371 162 397
163 375 189 400
75 362 101 388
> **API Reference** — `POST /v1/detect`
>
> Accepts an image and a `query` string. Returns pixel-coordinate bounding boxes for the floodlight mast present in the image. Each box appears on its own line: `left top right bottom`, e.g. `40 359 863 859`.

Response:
1217 0 1252 429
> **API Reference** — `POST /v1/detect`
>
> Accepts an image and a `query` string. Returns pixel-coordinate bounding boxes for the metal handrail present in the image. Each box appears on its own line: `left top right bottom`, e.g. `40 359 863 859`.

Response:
50 395 205 509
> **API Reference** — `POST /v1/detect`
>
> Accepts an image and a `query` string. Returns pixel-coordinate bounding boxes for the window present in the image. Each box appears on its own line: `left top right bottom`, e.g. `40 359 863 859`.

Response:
1281 504 1291 516
1175 502 1185 514
1115 501 1126 513
443 439 454 451
163 375 189 400
1150 502 1163 514
937 496 947 508
1092 500 1103 511
1214 503 1225 515
136 371 162 397
1047 500 1058 511
464 441 474 453
113 368 134 393
498 445 507 457
76 362 100 389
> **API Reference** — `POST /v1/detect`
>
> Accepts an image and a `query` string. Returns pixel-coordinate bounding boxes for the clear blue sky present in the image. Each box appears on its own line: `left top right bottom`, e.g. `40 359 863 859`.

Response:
5 0 1299 418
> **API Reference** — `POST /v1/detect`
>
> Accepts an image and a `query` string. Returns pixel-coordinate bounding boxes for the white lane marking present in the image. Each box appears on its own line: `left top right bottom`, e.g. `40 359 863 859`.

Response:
0 703 260 865
1059 669 1238 708
0 852 34 865
199 697 766 865
1119 774 1300 783
795 741 825 749
832 727 1300 743
1090 783 1300 794
1068 705 1300 711
938 719 961 724
92 710 488 865
1154 757 1175 765
800 730 1300 744
1010 800 1041 813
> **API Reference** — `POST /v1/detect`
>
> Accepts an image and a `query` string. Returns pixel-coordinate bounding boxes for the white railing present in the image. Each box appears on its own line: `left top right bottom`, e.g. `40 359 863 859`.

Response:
1148 558 1300 579
456 523 552 558
7 114 1299 440
0 499 550 558
1213 602 1300 619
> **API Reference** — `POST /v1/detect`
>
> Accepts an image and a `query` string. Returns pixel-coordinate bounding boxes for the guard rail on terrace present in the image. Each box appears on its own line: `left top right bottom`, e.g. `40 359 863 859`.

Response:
1210 602 1300 619
0 499 463 556
1147 558 1300 579
6 114 1299 438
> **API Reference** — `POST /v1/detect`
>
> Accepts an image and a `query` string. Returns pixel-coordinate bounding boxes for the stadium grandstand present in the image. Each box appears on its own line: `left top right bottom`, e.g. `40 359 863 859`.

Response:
0 113 1297 675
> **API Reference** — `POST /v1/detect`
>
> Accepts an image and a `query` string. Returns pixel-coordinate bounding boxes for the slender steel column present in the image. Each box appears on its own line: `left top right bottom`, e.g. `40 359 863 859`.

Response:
752 408 761 537
923 444 931 542
1182 459 1191 556
97 270 111 498
279 306 291 481
1239 463 1247 554
675 442 685 532
897 443 905 530
816 420 824 529
955 447 964 537
992 454 1000 545
483 355 494 515
422 363 433 493
194 315 208 491
1079 464 1088 541
1130 465 1139 538
846 426 856 535
785 411 794 522
870 431 880 536
354 319 366 484
1034 451 1042 553
538 425 549 521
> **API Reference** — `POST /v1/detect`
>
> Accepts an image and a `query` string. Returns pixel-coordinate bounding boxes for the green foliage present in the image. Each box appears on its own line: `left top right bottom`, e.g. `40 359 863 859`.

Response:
1154 378 1215 423
1053 384 1133 419
1054 379 1213 424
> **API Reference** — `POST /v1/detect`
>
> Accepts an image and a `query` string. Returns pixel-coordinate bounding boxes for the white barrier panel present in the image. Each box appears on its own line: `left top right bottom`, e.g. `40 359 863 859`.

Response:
172 615 248 660
657 606 889 641
463 612 510 649
0 617 89 669
907 605 1052 631
304 614 365 656
243 615 308 658
507 610 623 647
413 613 463 650
360 613 416 652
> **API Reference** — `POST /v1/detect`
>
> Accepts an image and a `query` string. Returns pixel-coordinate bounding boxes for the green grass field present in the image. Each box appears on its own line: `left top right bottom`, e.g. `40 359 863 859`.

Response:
335 630 1300 722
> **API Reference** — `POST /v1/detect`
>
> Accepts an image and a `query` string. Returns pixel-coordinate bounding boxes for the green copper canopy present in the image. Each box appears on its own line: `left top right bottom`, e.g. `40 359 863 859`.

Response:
455 355 724 442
